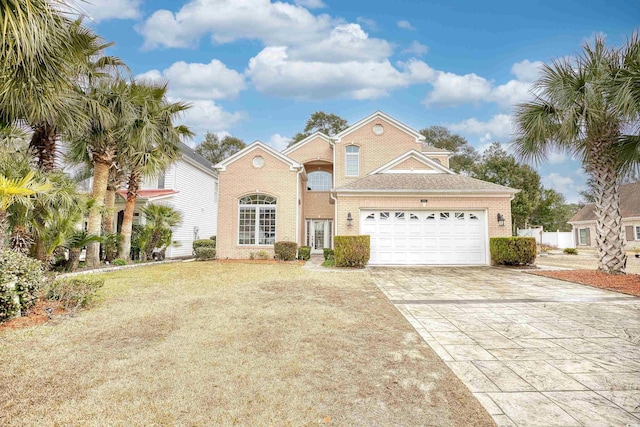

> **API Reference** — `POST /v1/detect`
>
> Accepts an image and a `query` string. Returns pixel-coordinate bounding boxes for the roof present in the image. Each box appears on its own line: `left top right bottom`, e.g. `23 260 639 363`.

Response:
570 181 640 222
333 111 425 143
117 189 178 200
336 173 519 194
421 144 452 154
179 142 217 172
215 140 302 171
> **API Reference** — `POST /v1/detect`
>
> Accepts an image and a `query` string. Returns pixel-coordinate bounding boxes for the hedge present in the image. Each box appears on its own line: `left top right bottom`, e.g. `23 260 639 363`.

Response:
323 248 334 261
298 246 311 260
193 239 216 250
489 237 536 266
334 235 370 268
195 247 216 260
274 241 297 261
0 249 45 320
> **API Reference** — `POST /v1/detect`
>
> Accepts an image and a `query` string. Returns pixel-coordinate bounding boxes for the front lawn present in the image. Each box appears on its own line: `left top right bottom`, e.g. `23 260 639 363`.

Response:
0 262 493 426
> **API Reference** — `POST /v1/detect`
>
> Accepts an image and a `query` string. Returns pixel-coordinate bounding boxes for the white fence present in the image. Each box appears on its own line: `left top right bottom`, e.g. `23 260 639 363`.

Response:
517 227 575 249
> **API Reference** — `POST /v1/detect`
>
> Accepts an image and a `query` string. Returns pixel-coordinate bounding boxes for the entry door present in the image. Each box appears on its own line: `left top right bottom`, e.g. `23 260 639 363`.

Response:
307 219 333 253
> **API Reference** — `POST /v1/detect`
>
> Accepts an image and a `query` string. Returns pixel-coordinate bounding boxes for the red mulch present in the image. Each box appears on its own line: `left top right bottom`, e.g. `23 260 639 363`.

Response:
532 270 640 296
0 300 65 332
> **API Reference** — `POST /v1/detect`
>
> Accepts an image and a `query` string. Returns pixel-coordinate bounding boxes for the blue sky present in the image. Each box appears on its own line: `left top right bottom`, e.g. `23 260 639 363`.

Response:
81 0 638 202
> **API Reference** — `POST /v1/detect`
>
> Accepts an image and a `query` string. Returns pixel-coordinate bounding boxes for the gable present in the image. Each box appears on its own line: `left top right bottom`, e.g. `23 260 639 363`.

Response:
390 157 437 172
333 111 425 143
370 150 455 175
215 140 301 172
284 133 333 164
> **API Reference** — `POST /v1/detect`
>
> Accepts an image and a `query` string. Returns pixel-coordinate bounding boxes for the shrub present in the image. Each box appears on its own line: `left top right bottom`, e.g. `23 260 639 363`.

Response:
0 249 45 320
490 237 536 266
193 239 216 250
298 246 311 260
113 259 127 266
323 248 334 261
209 236 217 246
195 247 216 260
274 241 297 261
44 276 104 310
538 244 555 253
256 250 270 260
334 236 370 268
563 247 578 255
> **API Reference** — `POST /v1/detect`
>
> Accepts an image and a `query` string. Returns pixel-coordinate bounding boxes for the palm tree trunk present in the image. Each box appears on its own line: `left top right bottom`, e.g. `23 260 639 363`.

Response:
86 157 111 268
29 123 58 172
103 188 116 234
117 169 141 260
590 149 627 274
66 249 81 272
0 210 8 249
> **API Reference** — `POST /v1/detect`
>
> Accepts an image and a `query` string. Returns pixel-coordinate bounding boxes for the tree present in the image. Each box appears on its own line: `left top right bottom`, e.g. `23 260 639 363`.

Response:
419 126 480 174
513 35 640 274
139 203 182 261
288 112 348 147
472 143 542 232
63 230 102 272
530 189 578 232
117 81 191 261
194 133 245 165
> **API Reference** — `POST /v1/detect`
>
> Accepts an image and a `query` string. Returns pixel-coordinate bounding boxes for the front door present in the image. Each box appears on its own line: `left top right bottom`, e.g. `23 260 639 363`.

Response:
307 219 333 253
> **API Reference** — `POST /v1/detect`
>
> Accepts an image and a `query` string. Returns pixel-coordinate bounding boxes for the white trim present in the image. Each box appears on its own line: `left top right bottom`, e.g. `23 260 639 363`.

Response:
578 227 589 245
215 140 302 172
368 149 455 175
333 111 426 144
335 189 519 196
282 132 332 155
635 225 640 241
181 154 219 178
345 145 360 177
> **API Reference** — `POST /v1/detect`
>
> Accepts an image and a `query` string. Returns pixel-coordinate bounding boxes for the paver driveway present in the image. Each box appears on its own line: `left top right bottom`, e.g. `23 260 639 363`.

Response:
370 267 640 427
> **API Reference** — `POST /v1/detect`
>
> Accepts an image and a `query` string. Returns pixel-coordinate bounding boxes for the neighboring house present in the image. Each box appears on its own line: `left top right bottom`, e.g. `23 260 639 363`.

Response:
569 181 640 249
113 142 218 258
215 111 518 265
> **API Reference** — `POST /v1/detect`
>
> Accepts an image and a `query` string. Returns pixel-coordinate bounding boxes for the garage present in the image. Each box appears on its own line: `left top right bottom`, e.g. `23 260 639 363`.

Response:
361 210 488 265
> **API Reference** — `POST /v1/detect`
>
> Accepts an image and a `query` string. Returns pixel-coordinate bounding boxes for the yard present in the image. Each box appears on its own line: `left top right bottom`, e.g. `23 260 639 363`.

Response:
0 262 493 426
536 249 640 274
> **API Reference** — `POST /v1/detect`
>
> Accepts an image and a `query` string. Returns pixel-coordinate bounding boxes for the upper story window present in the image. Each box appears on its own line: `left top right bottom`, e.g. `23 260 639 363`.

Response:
307 171 332 191
157 170 166 189
345 145 360 176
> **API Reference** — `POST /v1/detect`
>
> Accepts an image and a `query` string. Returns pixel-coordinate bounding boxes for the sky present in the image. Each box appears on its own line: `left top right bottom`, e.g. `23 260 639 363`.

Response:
79 0 639 203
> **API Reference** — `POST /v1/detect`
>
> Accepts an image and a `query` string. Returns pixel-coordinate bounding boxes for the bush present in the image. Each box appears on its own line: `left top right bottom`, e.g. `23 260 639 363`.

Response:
563 247 578 255
323 248 334 261
298 246 311 260
274 241 297 261
193 239 216 250
490 237 537 266
195 247 216 260
0 249 45 320
44 276 104 310
256 250 270 260
209 236 217 245
334 236 370 268
113 259 127 266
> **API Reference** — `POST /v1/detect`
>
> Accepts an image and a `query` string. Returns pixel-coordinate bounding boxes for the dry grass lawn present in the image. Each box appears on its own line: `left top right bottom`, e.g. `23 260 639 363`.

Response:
0 262 493 426
536 249 640 274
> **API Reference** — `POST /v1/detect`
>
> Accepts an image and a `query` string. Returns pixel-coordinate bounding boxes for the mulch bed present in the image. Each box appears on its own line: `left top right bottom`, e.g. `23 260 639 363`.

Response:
0 300 65 332
531 270 640 297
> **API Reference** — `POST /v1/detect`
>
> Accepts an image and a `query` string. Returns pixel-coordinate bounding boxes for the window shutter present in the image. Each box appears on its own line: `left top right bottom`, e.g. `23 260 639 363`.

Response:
625 225 635 241
574 228 579 245
586 228 591 246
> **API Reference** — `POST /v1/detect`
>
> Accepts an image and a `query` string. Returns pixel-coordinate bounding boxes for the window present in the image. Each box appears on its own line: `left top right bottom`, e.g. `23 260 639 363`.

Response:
345 145 359 176
365 213 375 221
395 212 405 220
425 213 435 221
636 226 640 240
238 195 277 245
307 171 332 191
440 212 450 220
578 228 588 245
157 170 166 189
379 212 389 220
455 212 465 220
469 213 479 220
409 213 419 221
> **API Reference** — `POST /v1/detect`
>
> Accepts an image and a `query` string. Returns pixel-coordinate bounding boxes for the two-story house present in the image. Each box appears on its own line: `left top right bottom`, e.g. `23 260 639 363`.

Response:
215 111 518 265
113 142 218 258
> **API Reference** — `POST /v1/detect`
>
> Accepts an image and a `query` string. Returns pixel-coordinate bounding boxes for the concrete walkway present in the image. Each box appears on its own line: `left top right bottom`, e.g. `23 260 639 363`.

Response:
370 267 640 427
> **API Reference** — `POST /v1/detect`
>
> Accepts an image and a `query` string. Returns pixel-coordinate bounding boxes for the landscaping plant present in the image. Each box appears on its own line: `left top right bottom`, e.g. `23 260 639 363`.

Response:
490 237 537 266
195 247 216 261
298 246 311 260
0 249 45 320
563 248 578 255
274 241 297 261
334 235 370 268
44 276 104 311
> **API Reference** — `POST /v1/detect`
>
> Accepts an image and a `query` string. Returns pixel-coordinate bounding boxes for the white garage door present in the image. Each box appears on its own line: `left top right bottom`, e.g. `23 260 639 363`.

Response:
361 210 487 265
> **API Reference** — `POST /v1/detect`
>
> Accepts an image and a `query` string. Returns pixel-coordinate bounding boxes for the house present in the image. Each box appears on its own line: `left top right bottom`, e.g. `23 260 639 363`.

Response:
113 142 218 258
569 181 640 249
215 111 518 265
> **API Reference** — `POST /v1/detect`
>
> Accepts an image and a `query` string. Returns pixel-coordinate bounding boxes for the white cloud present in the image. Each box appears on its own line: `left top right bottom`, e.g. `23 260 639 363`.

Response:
546 152 567 165
80 0 142 22
402 40 429 56
397 20 415 30
447 114 514 141
294 0 326 8
489 79 534 108
424 72 493 106
136 60 246 100
542 173 579 203
356 17 378 32
138 0 334 49
246 47 433 100
175 100 246 136
511 59 544 82
267 134 291 151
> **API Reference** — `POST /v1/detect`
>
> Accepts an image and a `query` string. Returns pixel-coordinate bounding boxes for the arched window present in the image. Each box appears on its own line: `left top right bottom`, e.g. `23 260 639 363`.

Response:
238 195 276 245
307 171 332 191
345 145 360 176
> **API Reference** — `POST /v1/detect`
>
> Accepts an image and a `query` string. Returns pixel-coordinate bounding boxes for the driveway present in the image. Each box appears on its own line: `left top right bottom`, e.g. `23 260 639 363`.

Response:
370 267 640 427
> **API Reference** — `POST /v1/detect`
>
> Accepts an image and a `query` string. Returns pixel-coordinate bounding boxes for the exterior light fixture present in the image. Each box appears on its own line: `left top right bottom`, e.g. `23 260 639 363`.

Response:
347 212 353 227
420 198 428 207
497 213 505 227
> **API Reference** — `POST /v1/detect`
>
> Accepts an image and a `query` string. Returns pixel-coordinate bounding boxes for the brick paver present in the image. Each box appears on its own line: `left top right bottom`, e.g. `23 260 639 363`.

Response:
371 267 640 427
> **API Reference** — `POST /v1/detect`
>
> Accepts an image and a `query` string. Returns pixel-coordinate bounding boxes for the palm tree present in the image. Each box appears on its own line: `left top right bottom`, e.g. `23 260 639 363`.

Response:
513 35 639 274
139 203 182 261
116 81 191 260
63 230 102 272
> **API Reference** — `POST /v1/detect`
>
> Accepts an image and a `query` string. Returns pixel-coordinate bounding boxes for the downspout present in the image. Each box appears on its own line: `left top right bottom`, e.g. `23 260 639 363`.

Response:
296 166 304 247
329 138 337 241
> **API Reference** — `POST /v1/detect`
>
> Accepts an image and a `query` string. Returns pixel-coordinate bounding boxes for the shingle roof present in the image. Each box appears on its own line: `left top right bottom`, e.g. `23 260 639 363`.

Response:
179 142 217 172
336 173 518 193
420 144 450 153
117 189 177 200
570 181 640 222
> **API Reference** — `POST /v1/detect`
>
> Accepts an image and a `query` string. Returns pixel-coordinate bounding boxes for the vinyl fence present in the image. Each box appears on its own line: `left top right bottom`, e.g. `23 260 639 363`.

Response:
517 227 575 249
